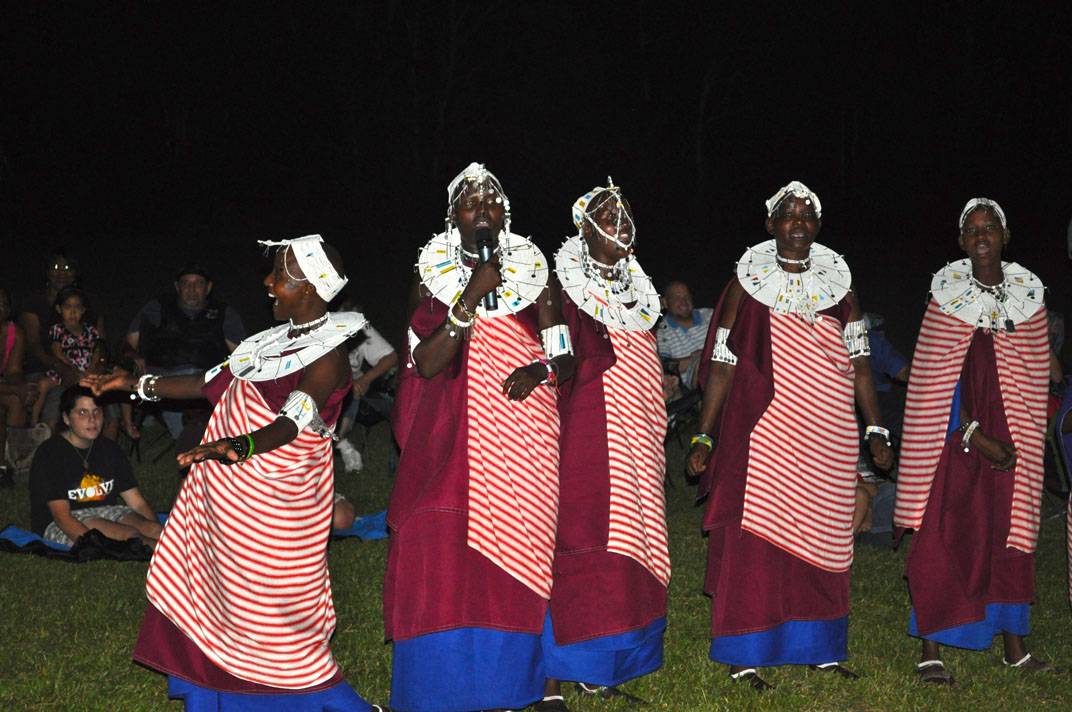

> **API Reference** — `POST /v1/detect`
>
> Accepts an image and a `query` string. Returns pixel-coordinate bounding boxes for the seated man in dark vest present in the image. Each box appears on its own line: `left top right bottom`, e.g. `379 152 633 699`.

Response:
119 263 245 441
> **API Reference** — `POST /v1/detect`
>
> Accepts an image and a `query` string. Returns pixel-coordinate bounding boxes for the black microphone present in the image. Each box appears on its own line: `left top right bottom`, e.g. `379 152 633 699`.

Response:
475 227 498 311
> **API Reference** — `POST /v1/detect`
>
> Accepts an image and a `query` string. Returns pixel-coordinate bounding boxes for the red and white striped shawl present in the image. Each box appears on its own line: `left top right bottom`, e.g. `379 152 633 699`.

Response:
894 299 1049 552
742 311 859 572
466 314 560 599
146 377 339 689
604 327 670 587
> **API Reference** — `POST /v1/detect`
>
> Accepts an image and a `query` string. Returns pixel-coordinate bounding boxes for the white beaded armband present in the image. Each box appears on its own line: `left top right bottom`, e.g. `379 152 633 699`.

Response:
710 327 737 365
540 324 574 359
279 389 336 440
844 319 870 358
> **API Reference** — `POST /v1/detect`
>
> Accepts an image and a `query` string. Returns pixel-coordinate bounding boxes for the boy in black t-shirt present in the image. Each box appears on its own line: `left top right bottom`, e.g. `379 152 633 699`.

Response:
29 386 161 547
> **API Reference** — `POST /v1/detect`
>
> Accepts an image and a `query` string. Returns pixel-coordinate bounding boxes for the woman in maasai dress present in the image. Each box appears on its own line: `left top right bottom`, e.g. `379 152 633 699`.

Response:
894 198 1057 685
684 181 893 692
87 235 382 711
386 162 576 712
537 180 668 711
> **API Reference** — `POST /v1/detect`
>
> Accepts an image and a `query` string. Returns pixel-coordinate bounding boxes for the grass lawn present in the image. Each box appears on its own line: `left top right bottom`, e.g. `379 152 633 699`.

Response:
2 421 1070 711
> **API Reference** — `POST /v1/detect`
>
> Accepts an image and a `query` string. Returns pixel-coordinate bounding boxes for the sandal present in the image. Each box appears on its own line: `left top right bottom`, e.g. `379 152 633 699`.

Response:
1004 653 1058 673
729 668 774 692
576 683 647 703
917 660 957 686
533 696 571 712
809 662 860 680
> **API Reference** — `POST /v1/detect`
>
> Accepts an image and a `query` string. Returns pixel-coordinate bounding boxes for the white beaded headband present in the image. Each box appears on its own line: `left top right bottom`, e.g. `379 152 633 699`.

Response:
765 180 822 219
572 177 635 250
959 197 1007 230
258 234 348 302
446 162 512 234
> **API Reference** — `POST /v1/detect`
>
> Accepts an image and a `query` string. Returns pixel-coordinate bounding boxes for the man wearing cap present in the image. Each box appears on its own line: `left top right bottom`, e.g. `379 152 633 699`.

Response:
120 263 246 439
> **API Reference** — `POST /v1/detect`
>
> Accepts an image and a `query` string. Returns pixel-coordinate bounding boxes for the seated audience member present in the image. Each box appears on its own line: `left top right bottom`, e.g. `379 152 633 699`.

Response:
1 287 39 488
335 313 398 472
29 386 162 548
17 251 114 435
853 453 896 548
656 280 712 394
119 262 245 440
31 287 105 428
333 492 357 531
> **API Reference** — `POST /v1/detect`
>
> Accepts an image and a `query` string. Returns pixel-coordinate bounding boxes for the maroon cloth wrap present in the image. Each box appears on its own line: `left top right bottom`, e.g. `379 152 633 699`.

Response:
135 604 343 694
904 330 1035 635
384 296 548 641
548 296 667 645
697 279 852 637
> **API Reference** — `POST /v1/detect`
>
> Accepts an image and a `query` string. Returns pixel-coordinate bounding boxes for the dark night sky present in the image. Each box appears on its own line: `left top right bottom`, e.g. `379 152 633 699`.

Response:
2 2 1070 354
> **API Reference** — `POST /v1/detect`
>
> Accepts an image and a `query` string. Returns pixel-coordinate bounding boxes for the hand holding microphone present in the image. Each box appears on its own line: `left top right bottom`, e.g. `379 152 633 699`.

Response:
475 228 499 311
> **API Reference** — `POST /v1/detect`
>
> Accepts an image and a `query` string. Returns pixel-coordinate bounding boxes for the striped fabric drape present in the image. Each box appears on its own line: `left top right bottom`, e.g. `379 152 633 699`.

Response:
894 300 1049 553
146 378 339 689
740 311 858 572
466 315 561 599
604 327 671 586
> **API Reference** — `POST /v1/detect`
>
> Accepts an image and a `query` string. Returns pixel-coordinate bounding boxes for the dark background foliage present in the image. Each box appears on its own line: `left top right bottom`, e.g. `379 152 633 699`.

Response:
3 1 1069 352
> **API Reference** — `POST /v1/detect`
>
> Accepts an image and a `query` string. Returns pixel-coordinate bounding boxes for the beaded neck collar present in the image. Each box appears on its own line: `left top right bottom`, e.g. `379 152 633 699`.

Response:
931 259 1044 332
554 235 660 332
736 239 851 323
416 228 549 318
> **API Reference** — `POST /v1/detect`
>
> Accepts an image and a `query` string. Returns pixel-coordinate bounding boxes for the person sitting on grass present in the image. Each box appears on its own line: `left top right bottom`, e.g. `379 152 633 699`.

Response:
335 305 399 473
32 287 105 428
0 286 40 488
28 385 161 548
895 198 1057 685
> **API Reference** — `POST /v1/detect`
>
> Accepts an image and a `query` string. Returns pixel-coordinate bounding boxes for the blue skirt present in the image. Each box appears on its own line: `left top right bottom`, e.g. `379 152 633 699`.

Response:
541 613 665 687
709 617 848 667
167 676 372 712
909 603 1029 650
391 627 544 712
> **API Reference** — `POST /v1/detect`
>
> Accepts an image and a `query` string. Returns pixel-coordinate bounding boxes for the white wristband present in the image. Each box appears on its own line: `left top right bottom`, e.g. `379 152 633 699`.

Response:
136 374 162 402
961 420 980 452
865 425 891 446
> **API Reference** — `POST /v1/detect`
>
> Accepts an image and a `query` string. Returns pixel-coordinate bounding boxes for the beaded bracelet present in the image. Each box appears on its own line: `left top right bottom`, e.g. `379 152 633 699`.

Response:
531 358 558 387
960 420 980 452
136 374 162 402
865 425 891 447
691 433 714 451
455 297 477 322
219 436 250 465
447 311 475 329
445 311 475 339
